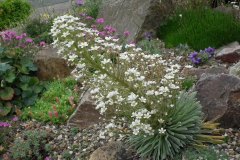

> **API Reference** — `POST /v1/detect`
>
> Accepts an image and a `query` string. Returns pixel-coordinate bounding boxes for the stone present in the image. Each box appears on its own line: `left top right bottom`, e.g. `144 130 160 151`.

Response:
98 0 174 41
34 47 72 80
194 74 240 128
214 6 240 20
229 61 240 77
67 89 102 129
89 141 131 160
215 41 240 63
181 66 228 80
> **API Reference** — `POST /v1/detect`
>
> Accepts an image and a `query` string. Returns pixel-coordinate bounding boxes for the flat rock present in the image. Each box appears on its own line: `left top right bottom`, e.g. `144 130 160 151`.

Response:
67 89 102 129
194 74 240 128
89 141 131 160
181 66 228 80
98 0 174 41
34 47 71 80
215 41 240 63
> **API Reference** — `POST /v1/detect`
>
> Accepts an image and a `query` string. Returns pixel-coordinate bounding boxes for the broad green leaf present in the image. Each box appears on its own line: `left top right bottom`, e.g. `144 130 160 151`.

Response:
4 71 16 83
0 87 14 100
0 62 12 72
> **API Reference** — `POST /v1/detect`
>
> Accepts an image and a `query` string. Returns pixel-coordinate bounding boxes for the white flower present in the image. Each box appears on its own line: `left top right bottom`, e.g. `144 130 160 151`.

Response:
90 88 99 94
185 65 193 69
78 42 88 48
158 128 166 134
139 97 147 103
146 90 155 95
106 91 119 98
127 92 138 101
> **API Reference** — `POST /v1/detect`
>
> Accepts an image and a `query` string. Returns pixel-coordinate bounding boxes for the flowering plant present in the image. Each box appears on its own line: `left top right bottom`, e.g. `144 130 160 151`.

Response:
51 15 223 159
189 47 215 65
0 31 44 117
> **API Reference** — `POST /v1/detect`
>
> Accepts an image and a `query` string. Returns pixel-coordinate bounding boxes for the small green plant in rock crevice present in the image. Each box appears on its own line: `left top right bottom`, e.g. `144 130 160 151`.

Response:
10 130 52 160
21 78 80 124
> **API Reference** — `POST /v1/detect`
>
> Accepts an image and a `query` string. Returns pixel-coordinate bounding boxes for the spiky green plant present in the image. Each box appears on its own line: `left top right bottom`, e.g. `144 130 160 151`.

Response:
129 92 203 160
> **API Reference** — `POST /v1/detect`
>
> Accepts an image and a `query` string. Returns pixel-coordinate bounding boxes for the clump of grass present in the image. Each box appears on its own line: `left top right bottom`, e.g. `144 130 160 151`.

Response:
21 78 80 124
157 8 240 50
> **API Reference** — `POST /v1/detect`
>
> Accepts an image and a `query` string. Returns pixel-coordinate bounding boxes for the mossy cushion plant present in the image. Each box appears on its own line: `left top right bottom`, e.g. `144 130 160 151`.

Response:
0 0 31 30
157 7 240 50
21 78 80 124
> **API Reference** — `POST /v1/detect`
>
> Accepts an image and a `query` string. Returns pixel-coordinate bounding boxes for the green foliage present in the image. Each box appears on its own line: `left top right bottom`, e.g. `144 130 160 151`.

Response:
10 130 52 160
0 47 44 117
0 0 31 30
73 0 102 19
137 39 164 54
176 147 229 160
158 8 240 50
24 18 53 44
21 78 79 124
182 77 196 91
129 92 203 160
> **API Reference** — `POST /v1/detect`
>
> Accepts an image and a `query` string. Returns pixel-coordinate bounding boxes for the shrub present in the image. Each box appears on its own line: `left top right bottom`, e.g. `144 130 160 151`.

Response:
10 130 52 160
0 30 44 117
51 15 224 160
23 16 53 44
73 0 102 19
0 0 31 30
137 38 164 55
21 78 79 124
157 8 240 50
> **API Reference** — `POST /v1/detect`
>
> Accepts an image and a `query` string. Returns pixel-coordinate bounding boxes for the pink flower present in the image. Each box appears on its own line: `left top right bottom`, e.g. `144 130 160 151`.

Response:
96 18 104 24
26 38 33 43
15 36 23 40
12 116 19 122
0 122 11 127
86 16 94 20
98 31 106 37
39 41 46 47
124 30 130 37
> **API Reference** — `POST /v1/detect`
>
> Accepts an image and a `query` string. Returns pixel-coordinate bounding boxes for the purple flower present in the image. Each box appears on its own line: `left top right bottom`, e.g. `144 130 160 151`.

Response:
205 47 215 57
189 51 201 65
12 116 18 122
124 30 130 37
15 36 23 40
0 122 11 127
98 31 106 37
39 41 46 47
86 16 94 20
144 32 153 41
76 0 84 6
26 38 33 43
96 18 104 24
44 156 52 160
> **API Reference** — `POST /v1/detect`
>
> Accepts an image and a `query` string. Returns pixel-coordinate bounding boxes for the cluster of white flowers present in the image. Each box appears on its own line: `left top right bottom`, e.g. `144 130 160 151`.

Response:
51 15 184 137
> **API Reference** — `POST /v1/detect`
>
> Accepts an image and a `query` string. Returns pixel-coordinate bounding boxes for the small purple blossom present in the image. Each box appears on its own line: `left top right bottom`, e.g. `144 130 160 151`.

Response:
12 116 19 122
86 16 94 20
124 30 130 37
96 18 104 24
26 38 33 43
144 32 153 41
44 156 52 160
0 122 11 127
76 0 84 6
39 41 46 47
205 47 215 57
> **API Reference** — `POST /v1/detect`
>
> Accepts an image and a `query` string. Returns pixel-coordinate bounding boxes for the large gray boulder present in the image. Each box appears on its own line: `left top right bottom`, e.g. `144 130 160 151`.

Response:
67 89 102 129
98 0 174 41
34 47 72 80
195 74 240 128
89 141 131 160
215 41 240 63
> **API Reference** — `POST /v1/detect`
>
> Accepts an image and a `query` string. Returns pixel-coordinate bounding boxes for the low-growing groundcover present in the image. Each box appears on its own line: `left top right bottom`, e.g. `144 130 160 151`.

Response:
21 78 80 124
157 8 240 50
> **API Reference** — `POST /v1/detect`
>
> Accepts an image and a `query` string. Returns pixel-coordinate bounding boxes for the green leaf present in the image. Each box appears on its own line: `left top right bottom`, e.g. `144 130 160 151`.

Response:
0 62 12 72
0 87 14 100
4 71 16 83
0 103 12 117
